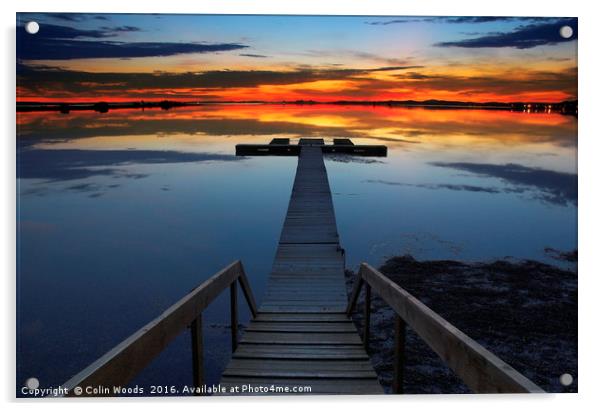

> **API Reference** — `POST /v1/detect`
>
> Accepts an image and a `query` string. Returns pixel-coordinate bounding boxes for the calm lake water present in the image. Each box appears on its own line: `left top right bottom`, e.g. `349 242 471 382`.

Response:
16 104 577 392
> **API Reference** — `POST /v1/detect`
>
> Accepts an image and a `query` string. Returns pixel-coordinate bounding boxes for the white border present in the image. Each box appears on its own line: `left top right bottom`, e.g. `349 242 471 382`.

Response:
3 1 601 410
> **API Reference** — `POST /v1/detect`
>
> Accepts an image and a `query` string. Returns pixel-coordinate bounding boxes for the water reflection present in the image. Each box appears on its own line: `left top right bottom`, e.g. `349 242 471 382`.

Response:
17 104 577 150
18 148 241 181
430 162 577 206
16 104 577 392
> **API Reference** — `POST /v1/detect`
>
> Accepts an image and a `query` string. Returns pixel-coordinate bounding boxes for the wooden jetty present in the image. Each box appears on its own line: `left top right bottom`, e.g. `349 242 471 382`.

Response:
59 138 544 397
219 139 382 394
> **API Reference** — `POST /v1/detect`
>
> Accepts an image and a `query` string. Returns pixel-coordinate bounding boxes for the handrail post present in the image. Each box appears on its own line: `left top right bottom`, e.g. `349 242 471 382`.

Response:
392 314 407 394
230 281 238 352
363 284 371 352
190 314 204 394
237 262 258 318
346 275 364 316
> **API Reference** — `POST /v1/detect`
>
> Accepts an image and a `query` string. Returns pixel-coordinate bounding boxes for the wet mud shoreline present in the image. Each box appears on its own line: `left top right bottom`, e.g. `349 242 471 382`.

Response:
345 253 577 394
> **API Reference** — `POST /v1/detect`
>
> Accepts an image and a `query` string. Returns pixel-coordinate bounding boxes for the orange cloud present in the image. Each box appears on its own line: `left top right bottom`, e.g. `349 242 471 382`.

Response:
17 62 576 103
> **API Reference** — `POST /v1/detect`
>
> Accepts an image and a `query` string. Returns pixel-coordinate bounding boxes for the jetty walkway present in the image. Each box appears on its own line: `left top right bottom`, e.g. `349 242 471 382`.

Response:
219 141 382 394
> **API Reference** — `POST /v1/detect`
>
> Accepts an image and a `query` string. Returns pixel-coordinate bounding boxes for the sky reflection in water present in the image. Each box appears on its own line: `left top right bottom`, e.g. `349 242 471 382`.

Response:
16 104 577 390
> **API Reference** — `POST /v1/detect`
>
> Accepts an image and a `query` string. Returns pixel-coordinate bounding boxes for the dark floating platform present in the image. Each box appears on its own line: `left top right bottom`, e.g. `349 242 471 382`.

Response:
236 138 387 157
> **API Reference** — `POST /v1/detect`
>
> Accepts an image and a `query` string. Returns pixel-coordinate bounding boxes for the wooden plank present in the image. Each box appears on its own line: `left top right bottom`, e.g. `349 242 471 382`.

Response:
267 277 343 282
359 263 544 393
264 292 345 298
257 310 348 315
266 283 343 288
246 321 357 333
262 301 347 306
260 301 346 308
261 301 347 306
263 290 347 296
273 244 343 256
234 344 369 360
263 292 345 298
254 313 350 322
240 332 363 345
223 370 377 379
264 291 345 297
263 291 347 296
226 358 375 371
265 285 344 290
265 278 344 286
262 300 346 306
257 306 348 313
223 359 377 379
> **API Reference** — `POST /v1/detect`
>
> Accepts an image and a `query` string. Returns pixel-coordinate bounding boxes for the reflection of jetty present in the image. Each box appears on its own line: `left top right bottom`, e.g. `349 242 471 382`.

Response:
60 138 543 396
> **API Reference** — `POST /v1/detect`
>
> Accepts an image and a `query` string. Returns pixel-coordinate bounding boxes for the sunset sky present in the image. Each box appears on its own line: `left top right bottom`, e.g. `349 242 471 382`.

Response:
16 13 577 103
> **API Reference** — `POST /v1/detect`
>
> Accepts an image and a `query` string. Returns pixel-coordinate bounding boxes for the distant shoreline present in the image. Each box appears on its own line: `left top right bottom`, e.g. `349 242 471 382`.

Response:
16 99 578 115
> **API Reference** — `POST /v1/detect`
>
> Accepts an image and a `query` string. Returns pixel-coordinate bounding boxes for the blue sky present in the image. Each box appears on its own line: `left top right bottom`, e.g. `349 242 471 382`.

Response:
16 13 577 102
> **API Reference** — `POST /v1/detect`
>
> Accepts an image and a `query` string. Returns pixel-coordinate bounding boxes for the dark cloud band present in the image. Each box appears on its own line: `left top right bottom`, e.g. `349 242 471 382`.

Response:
435 18 577 49
366 16 545 26
16 63 422 95
17 23 248 60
